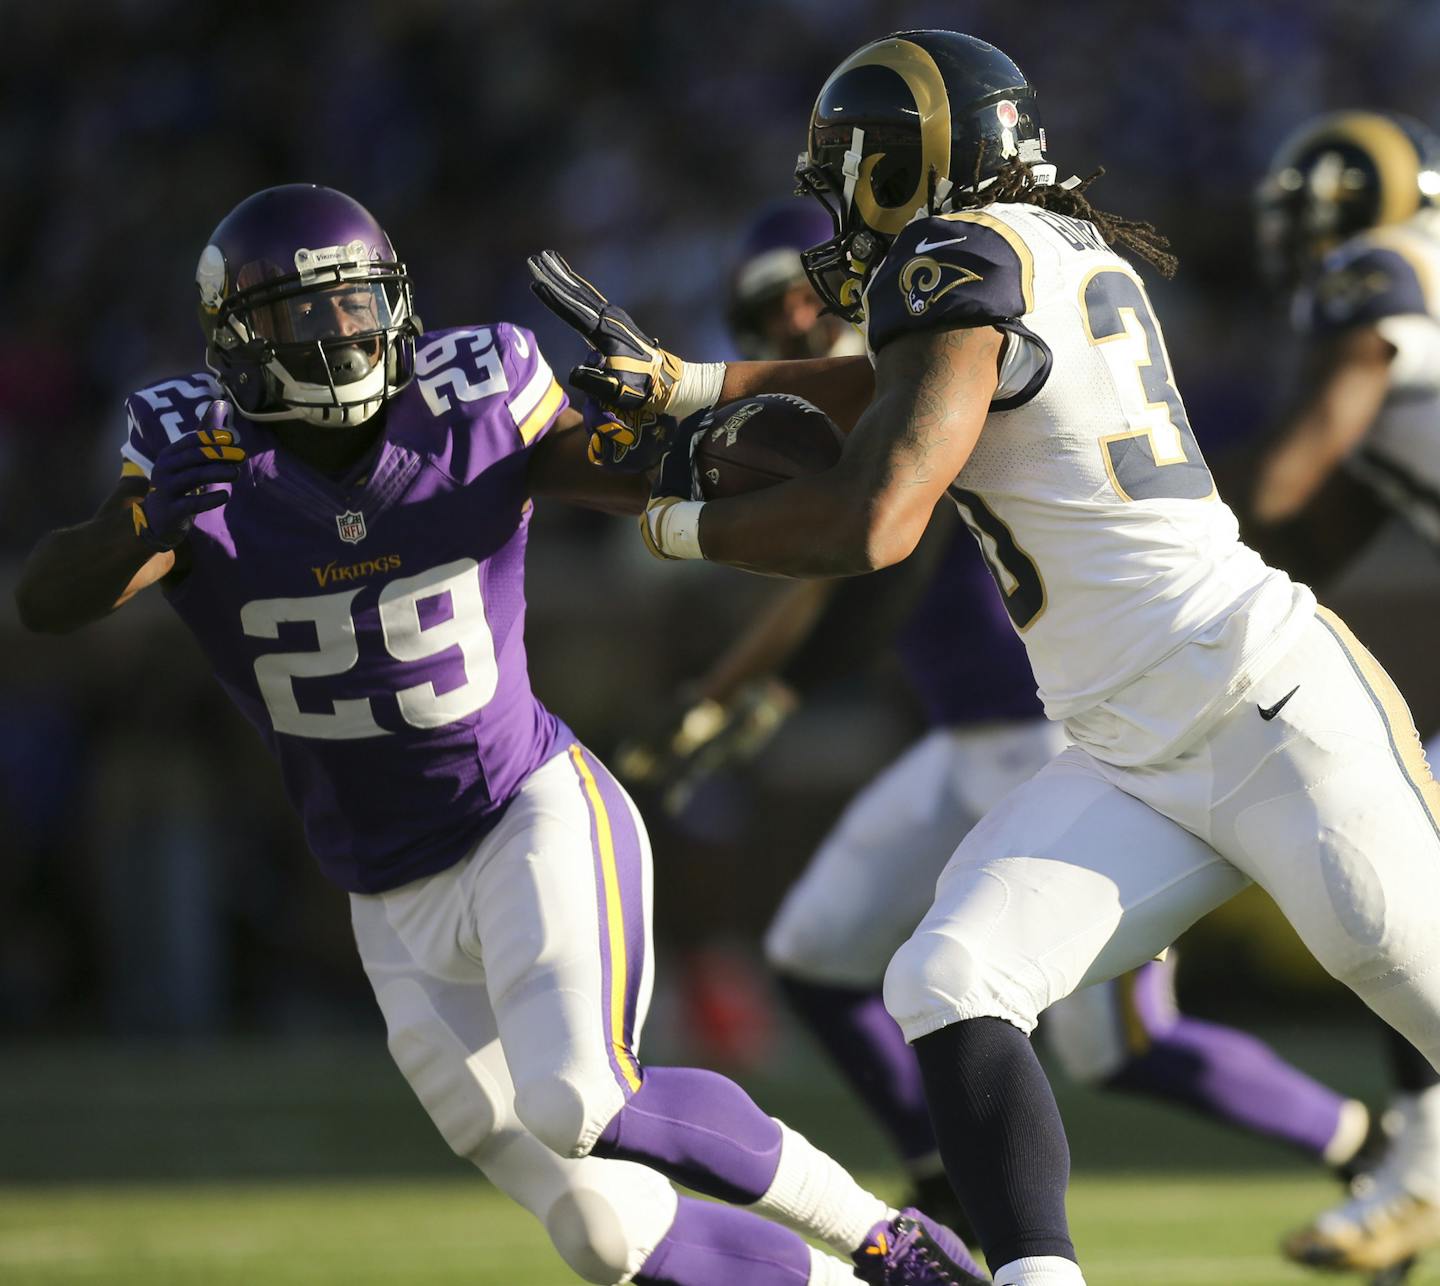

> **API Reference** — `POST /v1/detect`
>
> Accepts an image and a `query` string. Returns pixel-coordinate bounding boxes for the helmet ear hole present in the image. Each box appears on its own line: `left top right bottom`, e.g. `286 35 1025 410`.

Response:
869 149 922 211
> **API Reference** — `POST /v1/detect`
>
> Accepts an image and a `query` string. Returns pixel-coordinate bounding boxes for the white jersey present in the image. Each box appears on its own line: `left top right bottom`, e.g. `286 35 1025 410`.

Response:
1297 209 1440 545
861 201 1313 766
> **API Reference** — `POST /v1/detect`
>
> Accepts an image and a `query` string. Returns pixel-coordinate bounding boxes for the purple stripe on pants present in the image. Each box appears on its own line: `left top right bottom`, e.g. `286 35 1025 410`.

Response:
568 743 649 1096
1108 959 1348 1158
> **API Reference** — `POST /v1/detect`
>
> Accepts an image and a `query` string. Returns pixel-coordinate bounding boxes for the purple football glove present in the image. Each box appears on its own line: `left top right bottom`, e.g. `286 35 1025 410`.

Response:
581 386 675 474
132 400 246 551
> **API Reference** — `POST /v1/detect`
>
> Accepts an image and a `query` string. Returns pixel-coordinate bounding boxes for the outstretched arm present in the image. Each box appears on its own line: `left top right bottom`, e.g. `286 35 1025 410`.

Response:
16 480 177 633
526 406 650 515
17 403 244 633
688 325 1001 577
1249 325 1394 525
717 357 874 432
528 249 876 443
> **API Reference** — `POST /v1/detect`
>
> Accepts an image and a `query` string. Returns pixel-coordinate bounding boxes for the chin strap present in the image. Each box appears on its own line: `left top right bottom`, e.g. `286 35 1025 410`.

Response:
841 127 866 215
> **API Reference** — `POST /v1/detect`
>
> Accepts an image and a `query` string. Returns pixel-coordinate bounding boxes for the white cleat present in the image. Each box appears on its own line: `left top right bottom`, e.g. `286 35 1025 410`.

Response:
1284 1091 1440 1274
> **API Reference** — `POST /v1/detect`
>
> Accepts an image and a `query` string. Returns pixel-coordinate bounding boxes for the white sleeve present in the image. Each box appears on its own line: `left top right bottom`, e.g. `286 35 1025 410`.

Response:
1376 315 1440 393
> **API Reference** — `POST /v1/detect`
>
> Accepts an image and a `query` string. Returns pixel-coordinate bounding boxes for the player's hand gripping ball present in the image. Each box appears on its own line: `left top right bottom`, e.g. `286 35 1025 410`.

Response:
132 400 246 551
688 394 844 499
641 394 844 559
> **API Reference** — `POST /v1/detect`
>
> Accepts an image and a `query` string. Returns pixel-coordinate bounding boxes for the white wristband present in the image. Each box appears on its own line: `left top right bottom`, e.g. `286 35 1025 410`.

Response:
648 499 706 560
668 361 727 421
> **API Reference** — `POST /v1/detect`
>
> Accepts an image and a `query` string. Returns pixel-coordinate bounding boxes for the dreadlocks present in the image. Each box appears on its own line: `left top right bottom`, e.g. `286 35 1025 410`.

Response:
958 155 1179 279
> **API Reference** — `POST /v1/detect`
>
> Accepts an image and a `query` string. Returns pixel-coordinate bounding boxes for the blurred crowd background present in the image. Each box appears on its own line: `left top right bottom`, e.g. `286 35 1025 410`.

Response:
3 0 1440 1070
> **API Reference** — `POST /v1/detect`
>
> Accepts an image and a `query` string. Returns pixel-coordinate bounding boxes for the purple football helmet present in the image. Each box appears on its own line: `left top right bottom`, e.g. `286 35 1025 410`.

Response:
728 202 861 360
196 184 419 427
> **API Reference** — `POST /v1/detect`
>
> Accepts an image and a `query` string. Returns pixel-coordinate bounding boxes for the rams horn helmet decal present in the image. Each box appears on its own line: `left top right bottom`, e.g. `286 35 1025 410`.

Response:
794 30 1051 321
1257 110 1440 287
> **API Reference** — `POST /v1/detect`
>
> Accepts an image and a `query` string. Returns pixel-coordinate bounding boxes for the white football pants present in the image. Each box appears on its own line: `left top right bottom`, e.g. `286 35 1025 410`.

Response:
350 744 676 1285
765 720 1065 988
884 608 1440 1074
764 717 1156 1079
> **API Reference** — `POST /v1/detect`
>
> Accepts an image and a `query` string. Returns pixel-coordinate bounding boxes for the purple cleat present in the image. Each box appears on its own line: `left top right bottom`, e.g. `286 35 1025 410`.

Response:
853 1208 989 1284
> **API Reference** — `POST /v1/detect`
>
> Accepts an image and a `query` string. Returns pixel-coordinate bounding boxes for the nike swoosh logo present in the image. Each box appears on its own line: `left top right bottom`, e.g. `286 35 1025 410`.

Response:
1258 685 1300 721
914 235 968 254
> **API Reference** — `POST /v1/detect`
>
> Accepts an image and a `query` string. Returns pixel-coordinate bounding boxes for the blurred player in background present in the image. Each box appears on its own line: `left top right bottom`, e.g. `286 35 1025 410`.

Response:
624 206 1383 1235
1246 110 1440 1280
14 183 984 1286
531 31 1440 1286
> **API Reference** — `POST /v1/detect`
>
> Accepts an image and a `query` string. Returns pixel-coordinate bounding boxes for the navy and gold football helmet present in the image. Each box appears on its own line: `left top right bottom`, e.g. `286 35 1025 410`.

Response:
1257 111 1440 287
794 30 1053 321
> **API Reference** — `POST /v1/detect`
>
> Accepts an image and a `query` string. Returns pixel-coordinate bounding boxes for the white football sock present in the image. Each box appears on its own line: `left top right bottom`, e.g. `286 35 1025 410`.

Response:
749 1120 892 1254
1386 1088 1440 1201
1322 1098 1373 1167
808 1245 863 1285
993 1255 1087 1285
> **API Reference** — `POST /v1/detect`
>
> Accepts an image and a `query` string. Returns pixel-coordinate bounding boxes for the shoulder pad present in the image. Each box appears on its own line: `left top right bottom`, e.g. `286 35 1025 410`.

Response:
1307 238 1429 335
412 324 566 448
121 372 222 477
866 212 1033 354
496 322 568 446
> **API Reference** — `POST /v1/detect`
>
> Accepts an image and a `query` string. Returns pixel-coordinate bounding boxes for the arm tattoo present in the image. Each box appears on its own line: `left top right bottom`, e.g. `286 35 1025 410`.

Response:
859 326 993 489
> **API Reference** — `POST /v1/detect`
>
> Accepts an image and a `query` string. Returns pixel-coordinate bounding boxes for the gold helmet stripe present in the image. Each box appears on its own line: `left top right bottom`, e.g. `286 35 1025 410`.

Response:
1284 111 1423 228
833 38 953 237
1327 112 1422 226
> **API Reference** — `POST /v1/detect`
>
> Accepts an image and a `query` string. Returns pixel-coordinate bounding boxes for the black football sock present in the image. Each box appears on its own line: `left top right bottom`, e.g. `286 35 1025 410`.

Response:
913 1016 1076 1270
1387 1021 1440 1093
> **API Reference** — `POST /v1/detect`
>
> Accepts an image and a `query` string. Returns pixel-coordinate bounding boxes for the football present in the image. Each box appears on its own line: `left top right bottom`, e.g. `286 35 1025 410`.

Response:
691 394 844 500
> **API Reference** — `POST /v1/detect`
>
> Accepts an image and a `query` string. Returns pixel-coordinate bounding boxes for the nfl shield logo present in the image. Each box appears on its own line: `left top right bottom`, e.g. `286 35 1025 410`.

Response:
336 509 367 543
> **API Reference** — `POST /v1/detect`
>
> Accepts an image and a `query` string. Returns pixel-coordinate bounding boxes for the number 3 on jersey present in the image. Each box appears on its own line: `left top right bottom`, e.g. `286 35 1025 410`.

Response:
1081 268 1215 503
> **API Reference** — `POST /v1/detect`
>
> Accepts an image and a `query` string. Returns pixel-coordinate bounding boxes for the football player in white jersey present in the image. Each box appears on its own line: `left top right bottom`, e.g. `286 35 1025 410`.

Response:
531 31 1440 1286
628 204 1381 1242
1246 110 1440 1281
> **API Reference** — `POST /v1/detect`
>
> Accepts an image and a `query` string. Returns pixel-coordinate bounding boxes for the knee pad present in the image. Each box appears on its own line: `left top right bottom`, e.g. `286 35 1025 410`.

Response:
545 1167 677 1285
515 1072 625 1160
377 979 502 1160
884 929 1041 1041
763 902 835 978
763 874 905 987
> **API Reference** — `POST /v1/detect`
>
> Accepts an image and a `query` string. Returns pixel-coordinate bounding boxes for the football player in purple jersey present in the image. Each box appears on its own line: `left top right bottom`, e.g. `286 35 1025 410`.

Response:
15 184 983 1286
625 207 1385 1235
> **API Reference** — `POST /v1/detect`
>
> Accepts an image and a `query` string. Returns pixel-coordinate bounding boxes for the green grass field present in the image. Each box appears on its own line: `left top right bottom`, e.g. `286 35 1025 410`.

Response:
1 1034 1435 1284
5 1172 1431 1285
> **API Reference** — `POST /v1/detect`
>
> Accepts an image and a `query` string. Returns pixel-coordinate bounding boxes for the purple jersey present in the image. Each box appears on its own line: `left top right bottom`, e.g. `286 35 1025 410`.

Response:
120 324 571 893
895 524 1042 727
